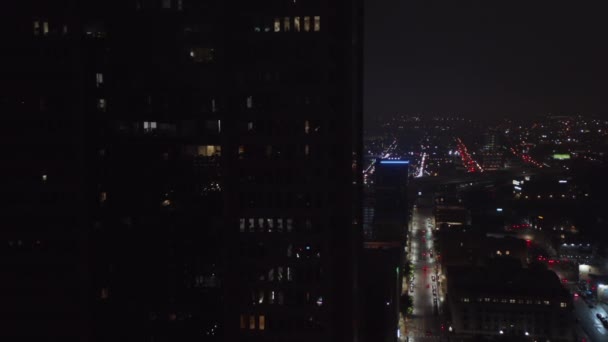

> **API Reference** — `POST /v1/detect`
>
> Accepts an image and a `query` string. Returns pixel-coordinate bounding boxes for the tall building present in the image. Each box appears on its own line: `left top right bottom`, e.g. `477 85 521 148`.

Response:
1 1 88 340
359 158 409 342
225 2 363 341
5 1 362 341
480 129 504 171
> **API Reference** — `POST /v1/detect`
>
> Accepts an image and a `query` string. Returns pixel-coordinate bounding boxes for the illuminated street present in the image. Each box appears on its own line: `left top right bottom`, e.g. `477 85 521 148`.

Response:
405 205 443 341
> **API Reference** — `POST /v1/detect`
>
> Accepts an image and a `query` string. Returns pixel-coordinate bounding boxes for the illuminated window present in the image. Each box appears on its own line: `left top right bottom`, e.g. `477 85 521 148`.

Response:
239 218 245 232
314 16 320 31
33 21 40 35
286 218 293 232
269 290 275 304
274 18 280 32
43 21 49 35
509 299 516 304
240 315 246 329
42 174 48 182
190 47 215 63
249 315 255 330
287 267 293 281
304 16 310 32
277 267 284 281
268 269 274 281
248 218 255 232
96 73 104 87
484 298 490 302
238 145 246 159
211 98 217 112
294 17 300 32
100 192 107 203
505 250 510 255
544 300 550 305
284 17 291 31
259 315 265 330
100 287 109 299
143 121 157 132
304 120 310 134
246 96 253 108
463 298 470 302
98 98 106 111
287 244 293 257
560 302 567 308
305 144 310 156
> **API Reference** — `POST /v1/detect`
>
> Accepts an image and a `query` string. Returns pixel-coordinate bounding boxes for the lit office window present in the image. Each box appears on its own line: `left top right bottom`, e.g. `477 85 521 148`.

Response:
294 17 300 32
259 315 265 330
98 98 106 111
249 315 255 330
543 300 550 305
286 218 293 232
304 120 310 134
211 98 217 112
284 17 290 31
274 18 280 32
314 16 320 31
304 16 310 32
246 96 253 108
305 144 310 156
560 302 567 308
287 267 293 281
43 21 49 35
239 218 245 232
143 121 157 132
41 174 48 182
197 145 221 157
100 192 107 203
33 21 40 35
287 244 293 257
96 73 104 87
62 25 68 34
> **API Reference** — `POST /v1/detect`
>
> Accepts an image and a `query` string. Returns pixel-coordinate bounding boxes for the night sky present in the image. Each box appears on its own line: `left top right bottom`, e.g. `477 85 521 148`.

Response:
364 1 608 121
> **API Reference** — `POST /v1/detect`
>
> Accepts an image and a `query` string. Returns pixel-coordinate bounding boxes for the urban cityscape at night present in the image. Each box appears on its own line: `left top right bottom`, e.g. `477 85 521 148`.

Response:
3 0 608 341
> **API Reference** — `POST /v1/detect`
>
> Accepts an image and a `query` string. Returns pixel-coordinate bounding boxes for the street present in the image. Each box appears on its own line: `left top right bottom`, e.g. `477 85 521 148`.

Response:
572 294 607 342
405 205 443 341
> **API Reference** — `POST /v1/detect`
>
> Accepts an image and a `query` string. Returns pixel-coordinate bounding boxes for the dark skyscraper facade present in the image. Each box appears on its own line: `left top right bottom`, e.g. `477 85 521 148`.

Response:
4 0 362 341
2 1 88 340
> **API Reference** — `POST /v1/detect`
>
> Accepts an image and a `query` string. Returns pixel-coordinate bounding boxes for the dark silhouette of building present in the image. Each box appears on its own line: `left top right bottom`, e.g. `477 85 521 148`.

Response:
1 1 88 340
3 0 362 341
446 262 573 341
359 158 409 342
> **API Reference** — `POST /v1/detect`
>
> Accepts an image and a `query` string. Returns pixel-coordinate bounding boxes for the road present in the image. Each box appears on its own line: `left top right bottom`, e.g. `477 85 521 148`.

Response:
405 206 443 341
572 294 607 342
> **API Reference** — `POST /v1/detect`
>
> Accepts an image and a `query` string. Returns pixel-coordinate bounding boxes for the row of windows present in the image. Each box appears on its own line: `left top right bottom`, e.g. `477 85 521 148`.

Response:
265 16 321 33
33 20 68 36
251 289 323 307
240 218 294 233
462 297 565 307
240 314 265 330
